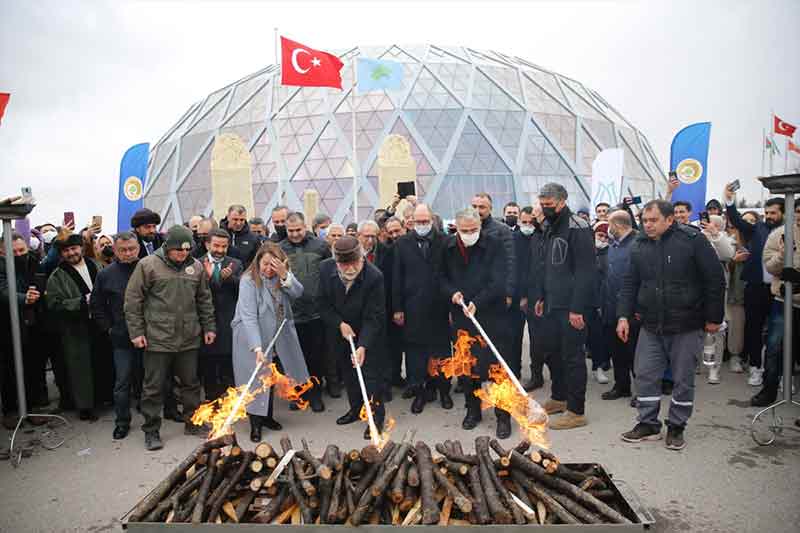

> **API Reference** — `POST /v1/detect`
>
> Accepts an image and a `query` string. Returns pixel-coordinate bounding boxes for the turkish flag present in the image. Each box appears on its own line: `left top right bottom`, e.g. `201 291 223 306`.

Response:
774 115 797 137
0 93 10 126
281 37 344 89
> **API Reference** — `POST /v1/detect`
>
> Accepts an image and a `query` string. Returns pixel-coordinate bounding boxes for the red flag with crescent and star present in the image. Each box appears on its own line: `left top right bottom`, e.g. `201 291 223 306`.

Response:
280 37 344 89
773 115 797 137
0 93 10 126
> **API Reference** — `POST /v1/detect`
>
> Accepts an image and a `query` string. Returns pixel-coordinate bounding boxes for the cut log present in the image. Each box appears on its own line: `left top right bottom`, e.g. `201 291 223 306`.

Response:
351 441 412 525
432 467 472 514
128 447 201 522
280 437 316 497
271 503 297 525
477 454 512 524
354 441 395 501
441 459 471 477
191 449 220 523
222 501 238 522
467 465 491 525
514 441 531 455
475 436 515 524
536 499 547 525
325 467 345 524
252 486 290 524
360 444 381 464
588 489 616 501
144 466 207 523
318 445 340 522
250 460 264 474
510 470 578 525
434 442 478 465
407 463 420 487
399 484 417 513
197 433 237 455
550 491 603 524
506 477 537 524
400 498 422 526
254 442 274 460
390 459 410 504
414 441 440 525
208 451 254 522
438 496 453 525
235 491 257 523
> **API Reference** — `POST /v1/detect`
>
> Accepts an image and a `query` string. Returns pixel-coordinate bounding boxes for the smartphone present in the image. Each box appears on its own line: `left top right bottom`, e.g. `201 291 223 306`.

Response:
34 273 47 293
21 186 32 196
397 181 416 199
668 171 678 182
630 196 642 205
63 211 75 228
92 215 103 230
700 211 710 223
728 179 741 192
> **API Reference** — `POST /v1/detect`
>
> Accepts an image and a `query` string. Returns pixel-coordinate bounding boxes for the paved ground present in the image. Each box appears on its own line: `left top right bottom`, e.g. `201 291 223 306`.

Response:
1 351 798 533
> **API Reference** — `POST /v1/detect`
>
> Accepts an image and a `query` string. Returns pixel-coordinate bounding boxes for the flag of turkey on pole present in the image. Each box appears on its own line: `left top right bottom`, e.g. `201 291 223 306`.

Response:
0 93 10 126
773 114 797 137
281 37 344 89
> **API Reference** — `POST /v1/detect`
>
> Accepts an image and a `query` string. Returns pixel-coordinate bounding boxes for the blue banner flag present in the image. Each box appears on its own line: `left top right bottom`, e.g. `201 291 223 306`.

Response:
117 143 150 232
670 122 711 220
356 58 403 93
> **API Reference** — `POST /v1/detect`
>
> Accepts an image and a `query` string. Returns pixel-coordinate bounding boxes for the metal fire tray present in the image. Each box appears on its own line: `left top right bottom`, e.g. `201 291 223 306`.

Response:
123 463 654 532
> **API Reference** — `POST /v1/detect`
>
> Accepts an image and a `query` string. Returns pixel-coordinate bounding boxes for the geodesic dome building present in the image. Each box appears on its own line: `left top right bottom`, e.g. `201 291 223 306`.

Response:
142 44 667 226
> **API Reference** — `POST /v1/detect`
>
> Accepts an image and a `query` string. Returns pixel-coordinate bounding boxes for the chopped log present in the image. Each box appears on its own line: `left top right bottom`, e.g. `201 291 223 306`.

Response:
467 465 492 525
432 467 472 514
550 491 603 524
348 459 366 476
514 441 531 455
128 447 201 522
414 441 440 525
195 453 209 467
280 437 316 497
296 450 333 481
209 452 254 522
506 477 537 523
197 433 237 455
252 486 290 524
354 441 395 501
510 470 578 525
401 497 422 526
325 467 345 523
361 444 381 464
318 445 340 522
407 463 420 487
477 455 512 524
351 441 412 525
229 445 242 458
438 496 453 525
505 450 630 524
271 503 297 525
390 459 410 504
235 491 258 523
452 475 475 510
222 501 238 522
588 489 615 501
250 460 264 474
250 476 269 492
345 476 357 517
144 466 207 522
391 504 401 525
475 436 515 524
254 442 274 460
441 459 470 477
399 484 417 513
191 449 220 523
536 499 547 525
434 442 478 465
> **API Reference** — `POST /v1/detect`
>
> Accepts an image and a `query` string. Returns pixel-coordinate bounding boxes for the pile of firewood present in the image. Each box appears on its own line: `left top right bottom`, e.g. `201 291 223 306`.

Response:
127 432 632 525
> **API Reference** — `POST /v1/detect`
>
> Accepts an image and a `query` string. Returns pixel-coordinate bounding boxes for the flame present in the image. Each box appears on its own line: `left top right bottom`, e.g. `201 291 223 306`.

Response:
359 396 395 450
427 357 441 377
191 362 317 439
432 329 484 379
475 364 550 449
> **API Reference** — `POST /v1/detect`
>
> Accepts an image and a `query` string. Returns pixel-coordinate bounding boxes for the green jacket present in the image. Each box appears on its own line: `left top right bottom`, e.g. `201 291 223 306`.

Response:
280 232 331 324
124 247 216 353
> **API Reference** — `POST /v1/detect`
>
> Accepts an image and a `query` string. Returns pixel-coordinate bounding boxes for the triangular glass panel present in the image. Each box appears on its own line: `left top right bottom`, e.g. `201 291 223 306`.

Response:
532 112 577 164
521 73 571 116
165 103 203 144
405 67 462 110
472 69 523 112
187 89 231 135
472 109 526 163
521 119 572 176
178 143 213 194
449 117 511 175
379 45 420 63
584 119 616 150
560 82 609 123
144 194 170 218
405 108 463 162
228 72 269 120
579 125 602 175
619 134 650 180
161 203 175 229
428 45 468 64
178 133 213 182
427 62 471 104
524 68 570 109
480 66 523 104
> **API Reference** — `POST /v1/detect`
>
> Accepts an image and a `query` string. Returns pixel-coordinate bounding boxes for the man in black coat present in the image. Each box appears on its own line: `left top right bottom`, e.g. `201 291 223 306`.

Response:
198 229 242 401
220 205 259 268
439 208 511 438
90 232 142 439
530 183 595 431
392 205 453 414
617 200 724 450
318 236 387 440
131 208 165 259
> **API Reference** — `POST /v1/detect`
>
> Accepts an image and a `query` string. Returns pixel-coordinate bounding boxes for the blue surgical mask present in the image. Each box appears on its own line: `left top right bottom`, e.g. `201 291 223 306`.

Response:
415 224 432 237
318 227 328 240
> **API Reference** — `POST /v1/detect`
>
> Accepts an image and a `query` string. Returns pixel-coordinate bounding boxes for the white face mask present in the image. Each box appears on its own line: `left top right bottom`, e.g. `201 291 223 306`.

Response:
459 231 480 247
29 236 41 250
595 239 608 250
42 231 57 244
415 224 432 237
519 224 535 236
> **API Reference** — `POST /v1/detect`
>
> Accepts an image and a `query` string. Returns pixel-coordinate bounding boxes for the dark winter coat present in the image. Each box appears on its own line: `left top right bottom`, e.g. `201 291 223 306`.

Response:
136 232 165 260
280 232 332 324
618 223 725 335
512 229 533 304
392 229 449 352
90 259 139 349
480 216 515 298
199 255 242 356
602 230 637 325
593 245 609 309
220 218 260 268
725 201 778 285
0 252 44 339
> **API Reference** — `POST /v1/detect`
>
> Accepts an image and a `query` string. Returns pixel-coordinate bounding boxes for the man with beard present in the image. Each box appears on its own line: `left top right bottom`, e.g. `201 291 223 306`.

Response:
392 205 452 413
281 212 332 408
439 208 510 438
131 208 164 259
249 217 268 239
725 186 785 392
509 207 539 391
220 205 259 267
46 234 104 421
530 183 595 431
319 236 387 440
90 232 141 439
502 202 520 230
270 205 290 243
0 233 47 428
125 225 217 450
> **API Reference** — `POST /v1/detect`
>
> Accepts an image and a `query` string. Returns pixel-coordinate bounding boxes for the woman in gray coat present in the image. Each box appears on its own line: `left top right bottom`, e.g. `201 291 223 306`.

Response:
232 242 311 442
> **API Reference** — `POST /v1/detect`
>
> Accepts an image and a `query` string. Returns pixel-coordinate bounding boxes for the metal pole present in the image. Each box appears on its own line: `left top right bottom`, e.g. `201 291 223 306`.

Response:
352 59 359 223
781 192 794 403
2 219 27 418
348 336 380 447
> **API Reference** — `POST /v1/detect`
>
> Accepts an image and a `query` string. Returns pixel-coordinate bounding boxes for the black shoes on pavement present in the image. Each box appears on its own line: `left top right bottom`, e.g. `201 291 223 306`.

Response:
523 373 544 392
750 389 777 407
621 423 662 443
601 387 632 400
113 426 129 440
145 431 163 451
665 425 686 451
79 409 98 422
336 410 360 425
495 412 512 440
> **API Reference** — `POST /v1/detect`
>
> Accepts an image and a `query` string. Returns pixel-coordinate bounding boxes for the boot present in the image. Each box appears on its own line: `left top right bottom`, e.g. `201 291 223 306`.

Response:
326 378 342 399
263 386 282 431
411 386 426 414
461 386 482 430
523 371 544 391
495 409 512 439
438 378 453 410
249 414 262 443
309 385 325 413
425 382 437 403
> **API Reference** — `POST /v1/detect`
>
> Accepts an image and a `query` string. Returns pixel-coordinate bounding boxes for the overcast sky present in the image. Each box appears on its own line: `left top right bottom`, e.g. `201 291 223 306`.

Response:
1 0 798 230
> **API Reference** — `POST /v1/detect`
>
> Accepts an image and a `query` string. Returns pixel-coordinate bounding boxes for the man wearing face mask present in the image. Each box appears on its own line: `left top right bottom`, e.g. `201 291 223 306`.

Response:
318 236 387 440
503 202 520 230
220 205 259 268
312 213 332 240
471 194 515 313
392 205 452 414
529 183 596 431
508 206 536 390
440 208 511 438
523 204 548 391
587 222 611 385
38 224 59 254
90 232 142 439
131 208 164 259
269 205 290 243
724 185 784 389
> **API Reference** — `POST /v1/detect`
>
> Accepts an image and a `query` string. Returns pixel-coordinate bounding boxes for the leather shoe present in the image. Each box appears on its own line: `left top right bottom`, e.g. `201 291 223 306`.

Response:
250 424 262 443
751 389 777 407
144 431 163 451
523 374 544 392
262 417 283 431
601 387 631 400
461 409 482 430
383 388 393 403
336 410 360 425
439 391 454 410
79 409 98 422
113 426 129 440
310 395 325 413
425 386 437 403
411 393 426 414
496 414 512 440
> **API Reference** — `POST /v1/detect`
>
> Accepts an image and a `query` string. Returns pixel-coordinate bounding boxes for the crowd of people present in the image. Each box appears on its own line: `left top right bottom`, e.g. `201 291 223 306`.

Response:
1 181 798 452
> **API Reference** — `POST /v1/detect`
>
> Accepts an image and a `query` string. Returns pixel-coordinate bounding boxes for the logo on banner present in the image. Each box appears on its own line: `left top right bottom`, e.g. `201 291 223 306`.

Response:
123 176 144 201
676 158 703 184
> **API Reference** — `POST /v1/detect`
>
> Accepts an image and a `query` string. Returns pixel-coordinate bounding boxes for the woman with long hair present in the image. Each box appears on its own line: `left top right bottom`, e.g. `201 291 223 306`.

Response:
231 242 310 442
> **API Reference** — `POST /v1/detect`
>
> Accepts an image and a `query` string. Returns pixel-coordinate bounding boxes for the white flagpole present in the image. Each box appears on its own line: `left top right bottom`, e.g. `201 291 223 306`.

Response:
352 60 359 223
761 128 766 177
769 110 775 177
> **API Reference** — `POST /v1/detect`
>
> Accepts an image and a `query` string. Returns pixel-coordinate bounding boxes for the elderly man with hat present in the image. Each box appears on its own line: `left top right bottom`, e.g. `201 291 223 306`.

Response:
318 236 387 440
46 233 104 421
124 225 216 450
130 208 165 259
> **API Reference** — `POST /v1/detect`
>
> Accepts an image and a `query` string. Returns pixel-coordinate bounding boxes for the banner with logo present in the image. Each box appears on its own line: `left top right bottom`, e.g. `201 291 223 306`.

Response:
670 122 711 220
117 143 149 232
590 148 624 209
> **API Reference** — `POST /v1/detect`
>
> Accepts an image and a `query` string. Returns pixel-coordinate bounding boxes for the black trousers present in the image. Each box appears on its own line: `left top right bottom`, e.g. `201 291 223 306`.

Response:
339 347 385 425
199 353 234 401
296 319 326 386
510 308 544 380
605 320 640 393
743 283 772 368
537 309 588 415
405 342 451 392
385 323 404 388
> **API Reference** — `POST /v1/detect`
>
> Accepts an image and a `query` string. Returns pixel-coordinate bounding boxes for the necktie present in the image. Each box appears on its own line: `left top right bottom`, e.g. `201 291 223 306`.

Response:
145 242 154 255
212 261 221 282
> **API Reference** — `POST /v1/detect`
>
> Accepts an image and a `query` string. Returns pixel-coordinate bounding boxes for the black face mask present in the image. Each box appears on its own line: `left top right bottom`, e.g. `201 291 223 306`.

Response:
101 246 114 258
14 255 28 271
275 225 288 240
542 206 558 221
504 215 518 227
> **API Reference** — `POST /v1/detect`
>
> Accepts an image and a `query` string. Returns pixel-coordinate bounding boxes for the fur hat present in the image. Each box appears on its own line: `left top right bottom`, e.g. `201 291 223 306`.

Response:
164 225 194 252
130 208 161 228
333 236 361 264
55 233 83 251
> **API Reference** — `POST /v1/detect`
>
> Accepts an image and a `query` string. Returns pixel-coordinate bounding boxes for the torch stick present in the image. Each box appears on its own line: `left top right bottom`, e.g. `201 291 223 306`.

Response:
216 318 288 437
348 336 380 447
459 301 528 398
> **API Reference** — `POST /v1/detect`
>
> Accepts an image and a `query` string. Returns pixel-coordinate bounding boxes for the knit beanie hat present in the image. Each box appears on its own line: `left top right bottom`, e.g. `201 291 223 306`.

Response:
164 225 194 251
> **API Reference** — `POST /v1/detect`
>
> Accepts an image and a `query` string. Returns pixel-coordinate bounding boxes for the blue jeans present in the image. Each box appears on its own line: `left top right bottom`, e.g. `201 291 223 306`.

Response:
113 348 141 429
763 301 784 393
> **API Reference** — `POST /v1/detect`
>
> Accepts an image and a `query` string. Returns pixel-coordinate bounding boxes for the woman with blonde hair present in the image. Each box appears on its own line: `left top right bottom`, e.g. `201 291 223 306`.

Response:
231 242 310 442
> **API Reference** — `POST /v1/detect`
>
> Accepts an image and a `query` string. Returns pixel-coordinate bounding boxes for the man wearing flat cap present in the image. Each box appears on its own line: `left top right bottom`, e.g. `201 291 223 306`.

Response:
130 208 165 259
125 225 216 450
318 236 387 440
